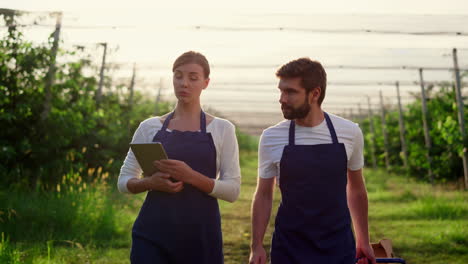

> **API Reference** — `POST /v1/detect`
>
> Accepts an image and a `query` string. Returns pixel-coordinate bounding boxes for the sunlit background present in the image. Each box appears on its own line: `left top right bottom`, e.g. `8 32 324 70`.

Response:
3 0 468 134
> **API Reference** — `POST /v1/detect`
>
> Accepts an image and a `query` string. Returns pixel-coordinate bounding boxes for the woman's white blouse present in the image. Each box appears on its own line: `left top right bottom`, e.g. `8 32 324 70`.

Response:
118 116 241 203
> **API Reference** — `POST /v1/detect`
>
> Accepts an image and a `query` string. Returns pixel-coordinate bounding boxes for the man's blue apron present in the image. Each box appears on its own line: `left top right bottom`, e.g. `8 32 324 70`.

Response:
130 111 223 264
271 113 356 264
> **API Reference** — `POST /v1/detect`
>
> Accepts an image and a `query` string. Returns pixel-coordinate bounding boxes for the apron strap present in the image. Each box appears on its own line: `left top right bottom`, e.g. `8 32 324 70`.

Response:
324 112 339 144
161 111 175 131
160 111 207 133
200 111 207 133
288 120 295 146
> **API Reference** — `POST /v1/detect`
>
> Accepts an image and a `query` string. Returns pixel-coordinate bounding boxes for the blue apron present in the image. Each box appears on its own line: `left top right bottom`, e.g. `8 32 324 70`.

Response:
131 111 223 264
271 113 356 264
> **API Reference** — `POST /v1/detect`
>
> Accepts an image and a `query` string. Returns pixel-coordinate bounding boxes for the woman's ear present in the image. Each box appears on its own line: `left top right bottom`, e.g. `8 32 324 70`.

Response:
203 78 210 90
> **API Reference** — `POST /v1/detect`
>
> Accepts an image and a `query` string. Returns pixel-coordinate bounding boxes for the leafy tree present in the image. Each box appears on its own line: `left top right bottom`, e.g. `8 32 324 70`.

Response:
0 12 170 190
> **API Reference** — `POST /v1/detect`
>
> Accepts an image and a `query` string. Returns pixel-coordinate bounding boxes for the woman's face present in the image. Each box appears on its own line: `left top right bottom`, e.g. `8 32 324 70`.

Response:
173 63 209 104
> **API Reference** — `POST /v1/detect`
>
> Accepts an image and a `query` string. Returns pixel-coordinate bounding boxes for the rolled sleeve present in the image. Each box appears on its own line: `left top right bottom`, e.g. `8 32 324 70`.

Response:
209 121 241 202
258 131 277 179
117 123 145 193
348 125 364 171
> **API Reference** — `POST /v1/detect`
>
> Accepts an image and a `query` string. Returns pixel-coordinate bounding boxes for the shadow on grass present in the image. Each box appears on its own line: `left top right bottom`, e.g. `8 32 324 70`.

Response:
396 237 468 258
223 241 272 264
222 212 250 222
369 190 419 203
370 198 467 221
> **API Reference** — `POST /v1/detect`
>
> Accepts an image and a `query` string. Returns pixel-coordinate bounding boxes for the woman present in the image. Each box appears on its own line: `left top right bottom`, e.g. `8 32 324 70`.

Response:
118 51 241 264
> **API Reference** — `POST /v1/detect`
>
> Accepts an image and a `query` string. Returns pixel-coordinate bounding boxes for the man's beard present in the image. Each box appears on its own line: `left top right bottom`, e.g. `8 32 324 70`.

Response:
281 98 311 120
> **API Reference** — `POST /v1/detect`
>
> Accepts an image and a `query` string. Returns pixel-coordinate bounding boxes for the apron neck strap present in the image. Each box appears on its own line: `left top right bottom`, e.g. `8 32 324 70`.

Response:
324 112 339 144
161 111 207 133
288 112 339 145
288 120 296 146
200 111 207 133
161 111 175 131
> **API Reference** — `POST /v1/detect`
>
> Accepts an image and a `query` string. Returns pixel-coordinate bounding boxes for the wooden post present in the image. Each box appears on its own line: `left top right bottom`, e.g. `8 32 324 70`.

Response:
96 42 107 104
419 69 434 184
367 96 378 169
155 77 163 115
127 63 136 134
395 81 409 169
358 103 363 122
128 63 136 108
452 48 468 189
379 90 391 171
40 12 62 120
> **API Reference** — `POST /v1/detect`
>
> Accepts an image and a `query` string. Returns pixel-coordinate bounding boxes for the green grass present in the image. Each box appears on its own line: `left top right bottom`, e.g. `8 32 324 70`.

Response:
1 154 467 263
366 169 468 264
220 151 281 264
0 177 143 264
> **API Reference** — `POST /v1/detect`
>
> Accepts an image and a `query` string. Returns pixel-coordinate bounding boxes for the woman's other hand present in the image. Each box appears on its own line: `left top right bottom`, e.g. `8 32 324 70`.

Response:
144 172 184 193
154 159 215 194
154 160 195 184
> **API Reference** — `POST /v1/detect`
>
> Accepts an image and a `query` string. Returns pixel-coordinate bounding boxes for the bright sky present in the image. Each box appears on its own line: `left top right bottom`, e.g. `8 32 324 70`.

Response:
5 0 468 14
2 0 468 131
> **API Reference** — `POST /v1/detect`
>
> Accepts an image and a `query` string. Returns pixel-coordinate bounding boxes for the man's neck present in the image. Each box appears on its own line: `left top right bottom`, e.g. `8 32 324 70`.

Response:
295 106 324 127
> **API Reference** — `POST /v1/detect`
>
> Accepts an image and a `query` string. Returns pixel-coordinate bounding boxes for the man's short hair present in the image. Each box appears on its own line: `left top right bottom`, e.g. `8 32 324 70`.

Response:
172 51 210 79
276 57 327 105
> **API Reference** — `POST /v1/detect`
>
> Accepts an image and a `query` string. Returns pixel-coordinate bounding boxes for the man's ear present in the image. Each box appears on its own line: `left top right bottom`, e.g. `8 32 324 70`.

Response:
309 87 321 104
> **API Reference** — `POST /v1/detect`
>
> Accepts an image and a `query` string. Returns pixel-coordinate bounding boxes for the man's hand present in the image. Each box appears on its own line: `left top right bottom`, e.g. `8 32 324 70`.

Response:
356 243 376 264
144 172 184 193
249 245 267 264
250 177 275 264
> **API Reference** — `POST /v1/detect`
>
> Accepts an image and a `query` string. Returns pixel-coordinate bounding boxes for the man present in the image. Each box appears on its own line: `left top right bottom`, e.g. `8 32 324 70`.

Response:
249 58 376 264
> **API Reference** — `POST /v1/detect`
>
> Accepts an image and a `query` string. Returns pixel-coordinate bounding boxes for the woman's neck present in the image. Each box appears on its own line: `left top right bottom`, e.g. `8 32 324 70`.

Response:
173 101 202 120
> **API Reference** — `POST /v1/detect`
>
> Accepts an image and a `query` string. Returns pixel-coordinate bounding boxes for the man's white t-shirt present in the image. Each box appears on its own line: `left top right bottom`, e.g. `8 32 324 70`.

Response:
258 113 364 181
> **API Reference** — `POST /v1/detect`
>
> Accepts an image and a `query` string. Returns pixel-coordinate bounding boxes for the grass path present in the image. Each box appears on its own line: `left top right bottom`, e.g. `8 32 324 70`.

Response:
2 151 467 263
364 169 467 264
222 152 468 264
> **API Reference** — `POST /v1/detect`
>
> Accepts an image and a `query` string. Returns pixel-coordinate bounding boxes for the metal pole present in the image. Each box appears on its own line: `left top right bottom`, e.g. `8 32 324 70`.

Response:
395 81 409 169
452 48 468 189
367 96 378 169
96 42 107 104
419 68 434 184
40 12 62 120
379 90 391 171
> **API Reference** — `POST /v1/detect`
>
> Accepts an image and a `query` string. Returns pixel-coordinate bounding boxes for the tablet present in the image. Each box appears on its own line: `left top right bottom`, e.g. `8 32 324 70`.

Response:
130 142 168 177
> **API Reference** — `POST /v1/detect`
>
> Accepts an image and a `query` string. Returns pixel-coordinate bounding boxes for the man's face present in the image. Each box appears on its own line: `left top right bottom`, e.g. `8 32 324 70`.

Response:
278 77 311 120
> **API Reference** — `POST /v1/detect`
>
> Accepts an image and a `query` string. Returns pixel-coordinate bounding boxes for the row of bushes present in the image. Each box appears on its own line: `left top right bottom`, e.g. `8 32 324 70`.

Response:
0 13 172 190
360 83 467 183
0 12 258 191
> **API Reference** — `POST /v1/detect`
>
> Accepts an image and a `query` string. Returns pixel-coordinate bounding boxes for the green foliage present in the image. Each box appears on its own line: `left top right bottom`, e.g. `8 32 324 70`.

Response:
0 14 171 190
1 153 467 263
0 233 21 264
236 130 259 152
366 169 468 264
361 85 467 183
